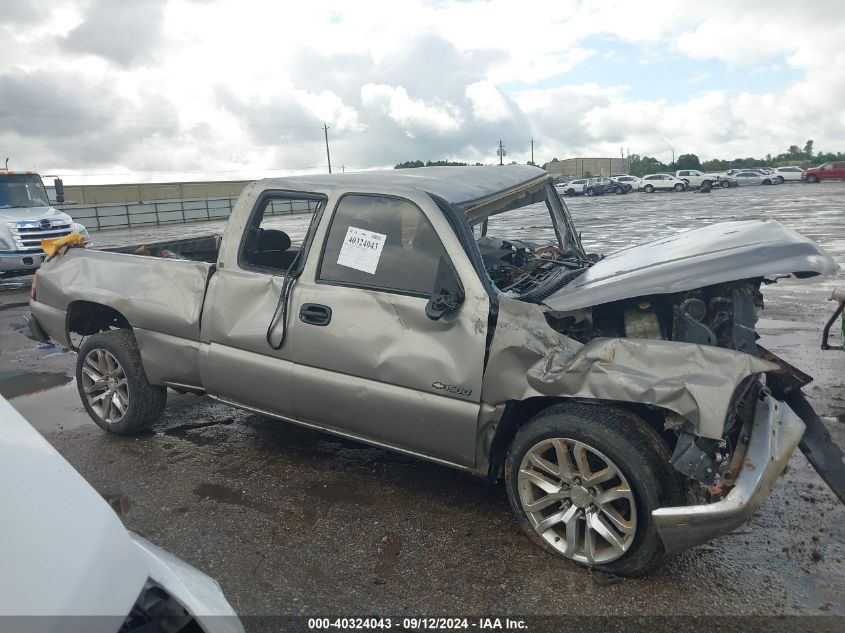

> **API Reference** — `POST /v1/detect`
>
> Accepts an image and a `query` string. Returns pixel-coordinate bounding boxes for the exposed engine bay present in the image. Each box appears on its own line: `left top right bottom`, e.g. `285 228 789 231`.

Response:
542 278 771 495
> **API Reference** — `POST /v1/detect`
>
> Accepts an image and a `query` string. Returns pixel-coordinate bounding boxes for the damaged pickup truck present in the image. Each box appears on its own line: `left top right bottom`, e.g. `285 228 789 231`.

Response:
26 166 844 575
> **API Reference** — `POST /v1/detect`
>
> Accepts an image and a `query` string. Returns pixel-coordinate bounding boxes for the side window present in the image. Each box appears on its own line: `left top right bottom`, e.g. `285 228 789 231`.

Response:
240 195 322 272
319 195 449 296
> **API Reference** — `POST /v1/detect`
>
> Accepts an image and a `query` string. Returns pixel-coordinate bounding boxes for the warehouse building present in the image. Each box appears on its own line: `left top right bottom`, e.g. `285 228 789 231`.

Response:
58 179 253 205
543 157 630 180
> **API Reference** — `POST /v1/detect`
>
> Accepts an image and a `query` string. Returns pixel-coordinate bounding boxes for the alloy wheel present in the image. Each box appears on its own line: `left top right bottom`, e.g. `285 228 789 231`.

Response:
80 348 130 423
517 437 637 565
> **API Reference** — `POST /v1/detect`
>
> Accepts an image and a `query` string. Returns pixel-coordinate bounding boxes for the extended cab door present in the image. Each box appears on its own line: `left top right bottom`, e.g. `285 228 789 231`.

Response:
282 192 489 468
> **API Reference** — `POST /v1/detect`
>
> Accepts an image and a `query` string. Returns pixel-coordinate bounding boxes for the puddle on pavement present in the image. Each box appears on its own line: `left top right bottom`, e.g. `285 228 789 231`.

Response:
1 371 92 432
0 370 71 399
193 482 273 515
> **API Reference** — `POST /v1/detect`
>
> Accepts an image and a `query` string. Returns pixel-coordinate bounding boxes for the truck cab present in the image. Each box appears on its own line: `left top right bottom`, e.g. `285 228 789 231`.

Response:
0 170 89 276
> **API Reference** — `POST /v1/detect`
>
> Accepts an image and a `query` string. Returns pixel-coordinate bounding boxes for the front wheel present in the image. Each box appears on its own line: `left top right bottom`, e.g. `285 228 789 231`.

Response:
806 174 818 183
76 329 167 435
585 188 595 196
615 186 624 195
566 189 576 196
673 183 685 191
643 184 654 193
505 403 685 576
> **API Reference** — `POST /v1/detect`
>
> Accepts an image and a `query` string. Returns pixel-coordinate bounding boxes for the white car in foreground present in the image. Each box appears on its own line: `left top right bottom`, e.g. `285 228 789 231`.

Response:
0 396 244 633
772 166 805 183
638 173 688 192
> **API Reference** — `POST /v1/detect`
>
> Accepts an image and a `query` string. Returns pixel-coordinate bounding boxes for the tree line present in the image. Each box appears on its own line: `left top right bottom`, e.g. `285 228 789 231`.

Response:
395 140 843 175
630 140 843 175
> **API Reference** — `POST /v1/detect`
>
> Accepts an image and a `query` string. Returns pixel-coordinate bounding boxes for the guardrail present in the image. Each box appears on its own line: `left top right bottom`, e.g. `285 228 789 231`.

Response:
58 197 316 232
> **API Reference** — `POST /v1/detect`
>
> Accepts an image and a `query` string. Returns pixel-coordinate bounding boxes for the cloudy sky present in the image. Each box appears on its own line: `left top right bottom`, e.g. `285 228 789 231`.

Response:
1 0 843 184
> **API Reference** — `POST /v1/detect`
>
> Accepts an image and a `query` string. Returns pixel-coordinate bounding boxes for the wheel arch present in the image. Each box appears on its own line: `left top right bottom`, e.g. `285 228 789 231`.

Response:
66 300 132 349
486 396 679 482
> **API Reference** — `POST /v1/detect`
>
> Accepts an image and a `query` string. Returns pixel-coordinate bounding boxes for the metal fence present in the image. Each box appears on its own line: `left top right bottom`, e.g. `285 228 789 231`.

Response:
59 197 317 232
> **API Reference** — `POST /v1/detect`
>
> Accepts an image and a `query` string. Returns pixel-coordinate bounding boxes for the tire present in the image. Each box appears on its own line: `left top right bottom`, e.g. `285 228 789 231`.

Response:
566 189 576 196
721 180 731 188
806 174 818 183
505 403 685 576
615 186 624 195
762 179 771 185
673 183 685 192
586 188 595 197
643 184 654 193
76 329 167 435
701 180 711 189
777 176 784 184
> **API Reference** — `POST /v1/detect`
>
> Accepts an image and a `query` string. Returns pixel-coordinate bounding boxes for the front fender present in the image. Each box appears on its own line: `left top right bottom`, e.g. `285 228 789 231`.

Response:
481 298 777 440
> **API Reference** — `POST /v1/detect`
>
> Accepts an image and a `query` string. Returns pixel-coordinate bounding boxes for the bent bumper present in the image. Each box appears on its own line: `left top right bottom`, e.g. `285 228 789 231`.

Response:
23 311 50 343
653 393 805 553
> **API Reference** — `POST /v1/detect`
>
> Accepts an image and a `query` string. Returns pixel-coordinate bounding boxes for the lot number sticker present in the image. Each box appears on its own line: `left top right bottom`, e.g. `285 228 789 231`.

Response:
336 226 386 275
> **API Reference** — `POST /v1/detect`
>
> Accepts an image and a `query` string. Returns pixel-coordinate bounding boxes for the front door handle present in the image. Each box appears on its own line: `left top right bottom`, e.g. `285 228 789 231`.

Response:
299 303 332 326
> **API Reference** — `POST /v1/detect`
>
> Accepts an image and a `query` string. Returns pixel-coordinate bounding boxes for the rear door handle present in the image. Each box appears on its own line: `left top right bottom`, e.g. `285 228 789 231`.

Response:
299 303 332 326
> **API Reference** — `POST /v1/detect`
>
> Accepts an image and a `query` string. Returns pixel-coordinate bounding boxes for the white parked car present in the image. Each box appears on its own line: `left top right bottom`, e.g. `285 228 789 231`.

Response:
674 170 726 189
734 170 778 186
558 178 588 196
611 174 641 190
772 166 805 183
0 395 244 632
638 173 688 192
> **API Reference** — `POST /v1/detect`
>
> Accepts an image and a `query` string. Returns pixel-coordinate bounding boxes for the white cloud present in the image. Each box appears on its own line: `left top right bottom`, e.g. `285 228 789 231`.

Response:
0 0 844 181
360 84 462 133
465 80 511 123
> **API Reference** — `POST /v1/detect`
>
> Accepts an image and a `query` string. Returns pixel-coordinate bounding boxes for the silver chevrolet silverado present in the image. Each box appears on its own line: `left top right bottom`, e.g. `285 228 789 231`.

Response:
25 166 844 576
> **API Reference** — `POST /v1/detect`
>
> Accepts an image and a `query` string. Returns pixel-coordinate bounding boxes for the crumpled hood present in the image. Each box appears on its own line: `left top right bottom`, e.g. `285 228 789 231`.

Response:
544 219 839 312
0 396 147 624
0 206 71 224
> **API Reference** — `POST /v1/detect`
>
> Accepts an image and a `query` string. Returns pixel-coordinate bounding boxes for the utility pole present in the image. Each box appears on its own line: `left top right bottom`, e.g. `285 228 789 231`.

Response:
323 123 332 174
530 138 534 165
497 139 506 165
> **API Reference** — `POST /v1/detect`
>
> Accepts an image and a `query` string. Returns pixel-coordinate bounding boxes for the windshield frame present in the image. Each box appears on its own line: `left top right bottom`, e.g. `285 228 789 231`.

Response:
0 173 51 209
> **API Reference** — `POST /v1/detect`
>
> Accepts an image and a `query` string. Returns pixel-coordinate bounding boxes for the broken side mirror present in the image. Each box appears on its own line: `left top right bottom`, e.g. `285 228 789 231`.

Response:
426 256 464 320
54 178 65 204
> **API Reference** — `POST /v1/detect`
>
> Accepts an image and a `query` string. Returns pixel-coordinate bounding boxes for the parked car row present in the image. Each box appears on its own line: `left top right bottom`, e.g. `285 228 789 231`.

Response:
554 163 842 197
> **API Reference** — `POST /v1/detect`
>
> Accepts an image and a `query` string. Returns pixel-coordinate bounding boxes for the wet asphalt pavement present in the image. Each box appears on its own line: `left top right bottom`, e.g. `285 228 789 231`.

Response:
1 180 843 627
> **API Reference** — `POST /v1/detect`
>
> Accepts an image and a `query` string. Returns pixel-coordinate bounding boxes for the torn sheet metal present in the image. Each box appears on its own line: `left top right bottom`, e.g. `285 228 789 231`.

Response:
482 298 778 439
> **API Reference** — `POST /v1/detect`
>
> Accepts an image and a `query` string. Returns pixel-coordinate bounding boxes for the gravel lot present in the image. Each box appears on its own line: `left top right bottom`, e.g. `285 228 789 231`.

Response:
1 180 843 630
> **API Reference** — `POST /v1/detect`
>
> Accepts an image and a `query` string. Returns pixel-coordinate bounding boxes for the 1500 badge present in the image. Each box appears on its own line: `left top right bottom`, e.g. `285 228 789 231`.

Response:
432 381 472 397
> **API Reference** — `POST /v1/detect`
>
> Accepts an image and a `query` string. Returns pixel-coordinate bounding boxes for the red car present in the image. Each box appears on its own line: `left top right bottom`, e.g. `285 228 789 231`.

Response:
803 161 845 182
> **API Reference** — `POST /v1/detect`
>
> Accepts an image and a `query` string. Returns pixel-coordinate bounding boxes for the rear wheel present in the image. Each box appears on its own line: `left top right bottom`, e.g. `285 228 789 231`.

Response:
505 403 685 576
586 188 595 196
643 184 654 193
763 179 771 185
615 186 624 195
673 183 685 192
566 189 576 196
76 329 167 435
